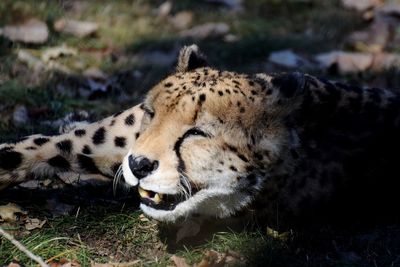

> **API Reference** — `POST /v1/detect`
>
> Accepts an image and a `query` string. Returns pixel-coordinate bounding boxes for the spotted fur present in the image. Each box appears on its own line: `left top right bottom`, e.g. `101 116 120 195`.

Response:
0 105 143 190
1 45 400 225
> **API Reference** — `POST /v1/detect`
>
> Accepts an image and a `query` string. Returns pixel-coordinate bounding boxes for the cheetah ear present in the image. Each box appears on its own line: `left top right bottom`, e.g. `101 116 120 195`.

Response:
176 44 208 72
270 72 306 98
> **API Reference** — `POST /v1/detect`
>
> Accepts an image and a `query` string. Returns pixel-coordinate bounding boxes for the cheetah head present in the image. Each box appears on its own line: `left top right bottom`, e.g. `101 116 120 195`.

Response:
122 45 305 222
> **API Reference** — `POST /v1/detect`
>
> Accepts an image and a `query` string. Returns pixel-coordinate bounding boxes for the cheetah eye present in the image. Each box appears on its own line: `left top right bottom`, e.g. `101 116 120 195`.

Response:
184 128 211 138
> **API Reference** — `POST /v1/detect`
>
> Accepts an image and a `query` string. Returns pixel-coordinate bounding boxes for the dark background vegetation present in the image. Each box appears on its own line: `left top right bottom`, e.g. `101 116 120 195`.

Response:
1 0 400 266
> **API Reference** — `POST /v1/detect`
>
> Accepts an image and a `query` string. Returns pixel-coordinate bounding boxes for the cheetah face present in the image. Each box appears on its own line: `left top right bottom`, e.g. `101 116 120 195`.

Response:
122 45 304 222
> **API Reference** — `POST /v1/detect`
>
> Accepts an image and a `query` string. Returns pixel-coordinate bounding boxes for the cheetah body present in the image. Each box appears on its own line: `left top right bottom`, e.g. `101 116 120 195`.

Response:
1 45 400 224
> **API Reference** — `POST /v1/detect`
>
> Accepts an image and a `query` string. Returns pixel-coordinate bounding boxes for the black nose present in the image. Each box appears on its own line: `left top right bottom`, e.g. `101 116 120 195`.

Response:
128 155 159 179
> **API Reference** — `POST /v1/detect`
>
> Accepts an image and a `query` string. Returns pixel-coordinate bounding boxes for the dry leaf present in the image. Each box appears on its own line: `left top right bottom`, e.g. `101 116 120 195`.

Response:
90 261 140 267
7 262 21 267
0 18 49 44
25 218 46 230
266 227 290 241
0 203 27 222
170 255 190 267
41 45 77 62
49 259 81 267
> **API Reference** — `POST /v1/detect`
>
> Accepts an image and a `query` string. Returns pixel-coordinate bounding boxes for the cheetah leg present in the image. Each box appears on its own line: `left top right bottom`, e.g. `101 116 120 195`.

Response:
0 104 144 190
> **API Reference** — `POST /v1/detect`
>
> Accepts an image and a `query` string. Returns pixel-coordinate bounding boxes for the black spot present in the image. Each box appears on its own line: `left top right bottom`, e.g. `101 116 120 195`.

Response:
239 107 245 113
77 154 102 175
135 132 140 139
230 166 238 172
33 137 50 146
0 151 23 170
164 82 173 87
114 136 126 148
227 145 238 152
74 129 86 137
110 120 116 126
238 153 249 162
25 146 37 150
199 94 206 102
92 127 106 145
82 145 92 155
249 80 255 86
218 91 224 96
124 114 135 126
56 140 72 154
225 89 231 94
113 111 123 117
47 155 70 169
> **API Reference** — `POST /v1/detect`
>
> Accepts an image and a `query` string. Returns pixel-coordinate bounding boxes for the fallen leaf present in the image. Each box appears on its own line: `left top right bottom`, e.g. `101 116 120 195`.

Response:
17 50 46 71
54 19 98 38
180 23 230 39
266 227 290 241
41 45 77 62
195 250 244 267
90 261 140 267
0 18 49 44
0 203 27 222
48 259 81 267
170 255 190 267
25 218 46 230
7 262 21 267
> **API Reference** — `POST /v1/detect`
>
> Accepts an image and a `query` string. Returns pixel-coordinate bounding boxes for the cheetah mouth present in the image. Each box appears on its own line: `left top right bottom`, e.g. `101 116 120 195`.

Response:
138 186 200 211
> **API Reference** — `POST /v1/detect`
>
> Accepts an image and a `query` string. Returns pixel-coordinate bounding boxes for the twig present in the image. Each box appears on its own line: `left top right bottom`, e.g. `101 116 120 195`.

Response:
0 226 49 267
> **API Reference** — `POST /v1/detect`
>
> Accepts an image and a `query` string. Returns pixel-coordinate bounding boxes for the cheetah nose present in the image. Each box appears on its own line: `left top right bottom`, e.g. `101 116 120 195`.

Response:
128 155 159 179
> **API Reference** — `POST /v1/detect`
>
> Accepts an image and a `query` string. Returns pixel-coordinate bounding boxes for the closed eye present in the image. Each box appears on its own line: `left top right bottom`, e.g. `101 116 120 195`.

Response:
183 128 211 138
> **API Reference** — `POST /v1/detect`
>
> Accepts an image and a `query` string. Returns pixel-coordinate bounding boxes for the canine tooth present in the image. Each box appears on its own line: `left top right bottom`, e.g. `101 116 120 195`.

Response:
138 187 149 198
153 193 162 204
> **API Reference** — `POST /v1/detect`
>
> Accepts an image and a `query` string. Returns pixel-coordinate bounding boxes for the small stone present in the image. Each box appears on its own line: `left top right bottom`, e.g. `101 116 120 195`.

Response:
169 11 193 30
13 105 29 127
268 50 311 69
180 22 230 39
315 51 373 74
0 18 48 44
54 19 98 38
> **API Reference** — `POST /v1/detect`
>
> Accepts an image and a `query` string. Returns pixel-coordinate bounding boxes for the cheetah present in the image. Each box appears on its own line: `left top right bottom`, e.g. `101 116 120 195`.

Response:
1 45 400 225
